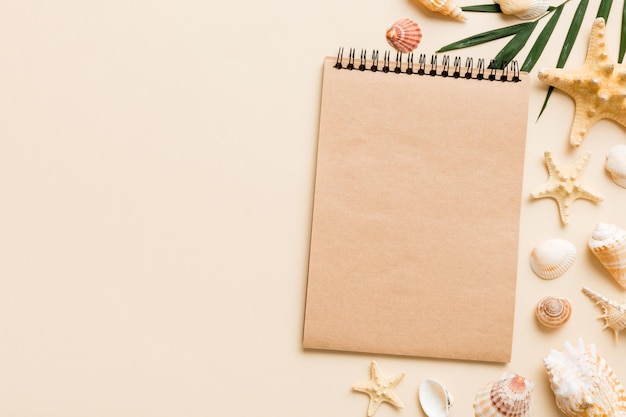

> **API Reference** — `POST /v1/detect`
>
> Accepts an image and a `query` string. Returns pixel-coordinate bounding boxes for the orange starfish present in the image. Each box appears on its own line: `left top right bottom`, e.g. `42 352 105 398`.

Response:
538 18 626 147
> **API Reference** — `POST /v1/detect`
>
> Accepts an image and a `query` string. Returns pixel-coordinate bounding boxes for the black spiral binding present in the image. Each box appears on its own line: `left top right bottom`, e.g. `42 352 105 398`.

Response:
334 47 521 82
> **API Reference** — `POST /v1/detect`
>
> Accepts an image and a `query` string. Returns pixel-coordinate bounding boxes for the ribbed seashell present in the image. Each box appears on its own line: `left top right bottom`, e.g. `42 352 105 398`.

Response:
535 296 572 328
582 287 626 344
588 223 626 288
416 0 467 22
493 0 550 20
473 372 534 417
544 339 626 417
606 145 626 188
529 238 576 280
386 18 423 53
419 379 454 417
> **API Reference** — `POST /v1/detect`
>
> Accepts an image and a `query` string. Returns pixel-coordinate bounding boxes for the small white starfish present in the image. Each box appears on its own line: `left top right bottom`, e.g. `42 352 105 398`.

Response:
352 361 405 417
530 151 603 225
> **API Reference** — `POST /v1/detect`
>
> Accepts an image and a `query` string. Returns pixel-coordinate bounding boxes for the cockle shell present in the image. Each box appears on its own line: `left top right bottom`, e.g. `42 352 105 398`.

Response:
544 339 626 417
473 372 534 417
416 0 467 22
493 0 550 20
536 296 572 328
386 18 423 53
606 145 626 188
419 379 454 417
529 238 576 280
582 287 626 344
588 223 626 288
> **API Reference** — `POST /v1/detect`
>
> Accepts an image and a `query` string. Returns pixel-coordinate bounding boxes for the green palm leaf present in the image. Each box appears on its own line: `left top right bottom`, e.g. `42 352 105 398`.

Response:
490 20 539 69
620 0 626 62
521 2 566 72
538 0 589 119
437 22 533 53
461 4 503 12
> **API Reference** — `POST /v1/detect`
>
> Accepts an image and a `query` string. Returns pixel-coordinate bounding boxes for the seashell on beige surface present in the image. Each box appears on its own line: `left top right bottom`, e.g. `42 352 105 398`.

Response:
544 339 626 417
473 372 534 417
606 145 626 188
588 222 626 288
582 287 626 344
529 238 576 280
386 18 423 53
493 0 549 19
535 296 571 328
415 0 467 21
419 379 454 417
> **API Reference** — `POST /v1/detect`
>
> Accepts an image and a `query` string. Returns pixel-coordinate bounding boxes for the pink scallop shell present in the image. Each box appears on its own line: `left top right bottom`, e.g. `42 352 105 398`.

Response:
386 18 423 53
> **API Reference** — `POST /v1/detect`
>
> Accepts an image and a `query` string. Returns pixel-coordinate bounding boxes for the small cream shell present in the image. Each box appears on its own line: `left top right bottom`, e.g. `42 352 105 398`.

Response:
535 296 572 328
529 238 576 280
588 223 626 288
606 145 626 188
416 0 467 21
494 0 550 19
419 379 454 417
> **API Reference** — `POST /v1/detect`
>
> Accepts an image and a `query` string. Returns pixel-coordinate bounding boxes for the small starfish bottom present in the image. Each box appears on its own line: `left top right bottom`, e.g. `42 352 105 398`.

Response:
352 361 405 417
531 151 603 224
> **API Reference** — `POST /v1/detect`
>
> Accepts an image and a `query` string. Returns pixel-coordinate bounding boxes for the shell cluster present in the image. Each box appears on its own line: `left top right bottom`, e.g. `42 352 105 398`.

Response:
535 296 572 328
582 287 626 344
544 339 626 417
606 145 626 188
529 238 576 279
473 372 534 417
386 18 423 53
415 0 466 21
588 223 626 288
493 0 549 20
419 379 454 417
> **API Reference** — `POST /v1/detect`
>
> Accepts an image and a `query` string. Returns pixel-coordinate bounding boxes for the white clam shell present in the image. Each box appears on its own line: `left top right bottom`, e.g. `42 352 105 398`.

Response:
494 0 550 19
529 238 576 280
588 222 626 288
419 379 454 417
544 339 626 417
606 145 626 188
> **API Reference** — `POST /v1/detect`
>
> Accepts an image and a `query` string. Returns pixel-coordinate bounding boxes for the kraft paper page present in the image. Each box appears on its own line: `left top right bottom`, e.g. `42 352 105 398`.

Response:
303 56 531 362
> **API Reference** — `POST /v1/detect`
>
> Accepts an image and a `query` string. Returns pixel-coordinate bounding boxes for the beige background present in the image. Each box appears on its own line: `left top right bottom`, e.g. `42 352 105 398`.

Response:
1 1 626 416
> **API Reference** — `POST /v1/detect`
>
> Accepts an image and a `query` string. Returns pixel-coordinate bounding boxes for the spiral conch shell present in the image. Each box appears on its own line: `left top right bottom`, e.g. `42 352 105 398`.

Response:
419 379 454 417
544 339 626 417
416 0 467 22
529 238 576 280
386 18 423 53
582 287 626 344
493 0 550 20
535 296 572 328
473 372 534 417
588 223 626 288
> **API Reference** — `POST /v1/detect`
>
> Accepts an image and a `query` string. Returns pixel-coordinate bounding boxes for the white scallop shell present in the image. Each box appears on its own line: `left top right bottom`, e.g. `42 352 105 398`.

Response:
493 0 550 19
544 339 626 417
419 379 454 417
606 145 626 188
535 296 571 328
588 223 626 288
529 238 576 280
473 372 534 417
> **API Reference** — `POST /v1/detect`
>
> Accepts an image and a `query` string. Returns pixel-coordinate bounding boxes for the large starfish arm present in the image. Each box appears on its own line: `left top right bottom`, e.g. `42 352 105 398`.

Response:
569 105 598 146
572 185 604 202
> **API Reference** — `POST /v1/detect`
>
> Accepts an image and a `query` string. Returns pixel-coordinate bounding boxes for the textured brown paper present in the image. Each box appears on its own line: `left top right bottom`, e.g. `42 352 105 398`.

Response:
303 56 530 362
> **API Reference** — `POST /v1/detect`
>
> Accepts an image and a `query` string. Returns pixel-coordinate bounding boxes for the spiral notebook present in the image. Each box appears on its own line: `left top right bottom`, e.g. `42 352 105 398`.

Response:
302 50 530 363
